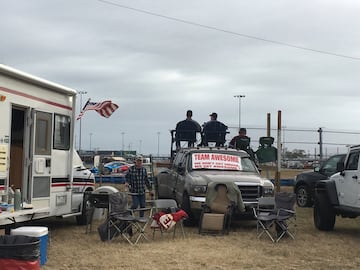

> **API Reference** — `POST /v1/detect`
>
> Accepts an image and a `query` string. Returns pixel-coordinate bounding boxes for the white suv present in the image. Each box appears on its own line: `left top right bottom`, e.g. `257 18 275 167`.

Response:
314 144 360 230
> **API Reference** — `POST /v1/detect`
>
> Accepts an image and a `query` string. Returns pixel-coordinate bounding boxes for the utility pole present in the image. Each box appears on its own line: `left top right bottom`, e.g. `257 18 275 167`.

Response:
157 132 160 157
121 132 125 153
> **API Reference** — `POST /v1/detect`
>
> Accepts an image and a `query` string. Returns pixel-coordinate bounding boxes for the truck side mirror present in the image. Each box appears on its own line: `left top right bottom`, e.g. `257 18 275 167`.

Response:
177 164 185 175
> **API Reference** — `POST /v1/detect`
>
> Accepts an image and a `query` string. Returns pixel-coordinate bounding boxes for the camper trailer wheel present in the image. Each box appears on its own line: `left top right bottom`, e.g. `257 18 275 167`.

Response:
76 191 92 225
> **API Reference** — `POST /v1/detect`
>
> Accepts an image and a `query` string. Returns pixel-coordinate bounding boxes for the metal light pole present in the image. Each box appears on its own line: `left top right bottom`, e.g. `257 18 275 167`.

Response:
89 132 93 151
78 91 87 153
157 132 160 157
121 132 125 153
282 125 286 156
234 94 245 129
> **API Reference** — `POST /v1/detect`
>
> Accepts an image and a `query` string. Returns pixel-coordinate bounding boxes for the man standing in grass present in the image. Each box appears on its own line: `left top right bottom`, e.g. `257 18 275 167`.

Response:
125 155 153 218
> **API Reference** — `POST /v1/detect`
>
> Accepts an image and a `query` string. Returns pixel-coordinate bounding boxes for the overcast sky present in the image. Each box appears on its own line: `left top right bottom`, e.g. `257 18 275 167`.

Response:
2 0 360 156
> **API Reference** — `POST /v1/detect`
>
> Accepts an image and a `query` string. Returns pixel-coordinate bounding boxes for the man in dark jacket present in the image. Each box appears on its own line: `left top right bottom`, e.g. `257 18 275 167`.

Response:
201 112 228 147
175 110 202 148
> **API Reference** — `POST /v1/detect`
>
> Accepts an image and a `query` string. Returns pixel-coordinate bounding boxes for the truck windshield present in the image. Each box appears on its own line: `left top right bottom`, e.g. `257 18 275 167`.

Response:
191 152 257 172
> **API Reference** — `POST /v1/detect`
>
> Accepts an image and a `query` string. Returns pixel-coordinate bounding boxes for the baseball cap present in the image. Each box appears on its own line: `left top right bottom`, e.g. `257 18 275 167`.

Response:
135 155 143 161
239 128 247 133
209 112 217 118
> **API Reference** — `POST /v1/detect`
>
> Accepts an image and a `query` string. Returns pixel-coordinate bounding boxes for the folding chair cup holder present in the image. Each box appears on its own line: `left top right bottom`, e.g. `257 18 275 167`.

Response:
254 193 296 243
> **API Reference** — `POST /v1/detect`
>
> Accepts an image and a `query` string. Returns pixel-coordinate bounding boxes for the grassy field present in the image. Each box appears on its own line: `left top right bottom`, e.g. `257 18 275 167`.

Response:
36 184 360 270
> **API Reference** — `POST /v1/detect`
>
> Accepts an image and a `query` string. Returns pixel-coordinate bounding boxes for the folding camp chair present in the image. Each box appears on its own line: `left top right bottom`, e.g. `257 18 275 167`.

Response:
199 183 238 235
150 199 187 239
202 121 228 147
253 194 296 242
105 192 152 245
274 192 296 242
175 120 200 148
253 196 277 242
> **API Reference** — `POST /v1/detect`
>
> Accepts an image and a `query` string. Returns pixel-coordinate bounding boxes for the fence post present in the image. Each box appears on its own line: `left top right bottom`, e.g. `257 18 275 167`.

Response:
318 127 323 161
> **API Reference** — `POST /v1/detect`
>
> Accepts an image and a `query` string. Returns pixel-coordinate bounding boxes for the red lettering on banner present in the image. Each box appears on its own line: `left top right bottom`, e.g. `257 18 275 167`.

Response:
194 153 210 160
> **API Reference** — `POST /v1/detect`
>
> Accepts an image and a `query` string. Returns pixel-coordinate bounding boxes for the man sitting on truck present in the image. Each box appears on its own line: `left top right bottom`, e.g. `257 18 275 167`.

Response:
229 128 256 162
229 128 250 151
201 112 228 147
175 110 202 149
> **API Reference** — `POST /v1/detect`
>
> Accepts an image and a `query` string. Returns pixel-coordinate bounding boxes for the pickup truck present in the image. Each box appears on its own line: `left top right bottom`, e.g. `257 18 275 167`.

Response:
314 145 360 231
155 147 274 224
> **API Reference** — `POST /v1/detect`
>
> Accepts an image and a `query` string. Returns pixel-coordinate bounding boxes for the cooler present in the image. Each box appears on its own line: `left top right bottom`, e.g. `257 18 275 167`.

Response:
11 226 48 266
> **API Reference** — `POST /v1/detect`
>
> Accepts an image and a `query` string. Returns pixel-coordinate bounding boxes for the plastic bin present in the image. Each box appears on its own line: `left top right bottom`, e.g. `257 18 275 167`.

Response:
0 235 40 270
11 226 48 266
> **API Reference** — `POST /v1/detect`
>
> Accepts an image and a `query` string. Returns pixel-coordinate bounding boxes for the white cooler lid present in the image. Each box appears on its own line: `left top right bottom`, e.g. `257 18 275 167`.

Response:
11 226 48 237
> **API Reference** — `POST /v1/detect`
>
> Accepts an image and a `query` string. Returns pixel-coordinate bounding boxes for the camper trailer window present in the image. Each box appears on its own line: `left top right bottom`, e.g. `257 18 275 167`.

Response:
35 112 52 155
53 114 70 150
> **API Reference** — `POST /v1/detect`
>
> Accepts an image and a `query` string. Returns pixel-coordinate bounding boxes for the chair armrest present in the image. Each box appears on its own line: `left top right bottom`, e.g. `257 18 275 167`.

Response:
132 207 152 213
276 208 295 216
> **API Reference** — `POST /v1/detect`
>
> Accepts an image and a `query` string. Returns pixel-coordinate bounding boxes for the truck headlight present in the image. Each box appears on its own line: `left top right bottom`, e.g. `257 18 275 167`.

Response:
263 187 274 196
193 185 207 194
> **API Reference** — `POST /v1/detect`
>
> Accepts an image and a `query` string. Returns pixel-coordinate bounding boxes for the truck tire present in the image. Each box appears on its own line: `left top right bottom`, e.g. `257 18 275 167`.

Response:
296 185 312 207
181 193 195 226
313 192 336 231
153 176 159 199
76 191 92 226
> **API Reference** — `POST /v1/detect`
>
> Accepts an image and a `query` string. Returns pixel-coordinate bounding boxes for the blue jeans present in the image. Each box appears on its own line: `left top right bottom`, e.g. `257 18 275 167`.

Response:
131 193 146 217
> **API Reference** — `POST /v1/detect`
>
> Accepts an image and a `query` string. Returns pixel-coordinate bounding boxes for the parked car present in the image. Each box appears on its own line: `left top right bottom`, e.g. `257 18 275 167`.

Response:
294 154 346 207
90 161 131 175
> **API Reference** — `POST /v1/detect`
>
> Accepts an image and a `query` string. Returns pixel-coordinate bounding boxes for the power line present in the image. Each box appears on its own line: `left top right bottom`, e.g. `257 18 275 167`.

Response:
97 0 360 61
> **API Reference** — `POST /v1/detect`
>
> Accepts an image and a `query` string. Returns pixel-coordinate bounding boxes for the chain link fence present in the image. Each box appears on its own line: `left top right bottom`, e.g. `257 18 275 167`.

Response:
226 126 360 162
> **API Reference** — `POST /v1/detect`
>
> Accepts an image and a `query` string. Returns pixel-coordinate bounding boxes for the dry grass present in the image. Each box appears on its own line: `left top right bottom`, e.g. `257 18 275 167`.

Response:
260 167 304 180
38 195 360 270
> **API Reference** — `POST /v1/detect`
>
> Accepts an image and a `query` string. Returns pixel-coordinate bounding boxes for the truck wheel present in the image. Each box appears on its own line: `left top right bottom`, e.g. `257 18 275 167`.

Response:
76 192 92 226
153 176 159 199
313 192 335 231
181 193 195 226
296 185 312 207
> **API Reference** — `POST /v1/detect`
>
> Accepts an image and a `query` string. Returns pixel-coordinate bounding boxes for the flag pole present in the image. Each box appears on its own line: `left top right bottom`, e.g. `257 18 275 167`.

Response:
78 94 89 153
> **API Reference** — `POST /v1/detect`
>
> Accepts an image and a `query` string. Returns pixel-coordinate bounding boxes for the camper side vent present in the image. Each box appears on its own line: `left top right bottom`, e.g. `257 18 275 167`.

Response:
33 177 50 198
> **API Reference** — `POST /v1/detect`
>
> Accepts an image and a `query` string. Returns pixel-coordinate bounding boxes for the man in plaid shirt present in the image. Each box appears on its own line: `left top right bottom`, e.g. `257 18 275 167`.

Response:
125 155 153 217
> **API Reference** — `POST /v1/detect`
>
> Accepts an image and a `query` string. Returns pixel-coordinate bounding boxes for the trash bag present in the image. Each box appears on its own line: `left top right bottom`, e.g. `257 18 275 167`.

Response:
0 235 40 270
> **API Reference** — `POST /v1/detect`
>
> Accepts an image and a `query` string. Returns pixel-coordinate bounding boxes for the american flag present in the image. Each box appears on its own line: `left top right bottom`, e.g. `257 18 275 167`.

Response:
76 99 119 120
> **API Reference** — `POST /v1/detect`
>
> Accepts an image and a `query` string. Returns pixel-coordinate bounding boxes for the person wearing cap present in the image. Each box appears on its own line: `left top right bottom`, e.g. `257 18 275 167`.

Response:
209 112 218 121
175 110 202 148
201 112 228 146
125 155 153 218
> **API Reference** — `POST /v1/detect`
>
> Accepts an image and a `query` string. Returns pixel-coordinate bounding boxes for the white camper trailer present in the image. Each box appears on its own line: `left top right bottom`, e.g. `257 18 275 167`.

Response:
0 64 95 227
